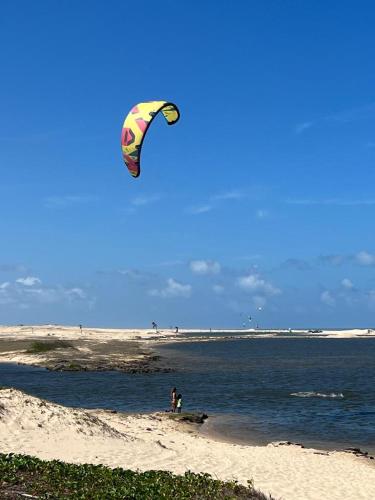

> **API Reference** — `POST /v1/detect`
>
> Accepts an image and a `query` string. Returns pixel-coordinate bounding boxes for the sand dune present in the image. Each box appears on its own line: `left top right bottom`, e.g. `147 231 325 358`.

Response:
1 388 374 500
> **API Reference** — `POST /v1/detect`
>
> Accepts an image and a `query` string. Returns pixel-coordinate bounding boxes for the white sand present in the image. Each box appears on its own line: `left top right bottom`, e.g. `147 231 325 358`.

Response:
0 388 374 500
0 324 179 342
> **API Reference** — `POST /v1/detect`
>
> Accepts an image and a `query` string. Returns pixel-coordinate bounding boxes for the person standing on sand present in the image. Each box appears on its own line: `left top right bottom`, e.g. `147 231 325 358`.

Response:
171 387 177 412
176 394 183 413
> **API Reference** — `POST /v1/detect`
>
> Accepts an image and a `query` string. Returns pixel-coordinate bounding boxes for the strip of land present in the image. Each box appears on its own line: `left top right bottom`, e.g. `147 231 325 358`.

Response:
0 325 176 372
1 324 374 373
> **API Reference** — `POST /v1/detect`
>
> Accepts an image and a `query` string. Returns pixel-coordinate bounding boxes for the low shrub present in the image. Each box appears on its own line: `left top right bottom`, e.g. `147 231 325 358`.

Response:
26 341 73 354
0 453 273 499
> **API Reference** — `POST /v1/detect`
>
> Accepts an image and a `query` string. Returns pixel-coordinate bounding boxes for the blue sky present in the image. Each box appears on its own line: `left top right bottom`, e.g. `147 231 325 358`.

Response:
1 0 375 328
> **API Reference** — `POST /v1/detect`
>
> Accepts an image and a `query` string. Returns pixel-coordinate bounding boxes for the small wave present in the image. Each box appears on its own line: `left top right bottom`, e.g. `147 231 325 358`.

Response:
291 391 344 399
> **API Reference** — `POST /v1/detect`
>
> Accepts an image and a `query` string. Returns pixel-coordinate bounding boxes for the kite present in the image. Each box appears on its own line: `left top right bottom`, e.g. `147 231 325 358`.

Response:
121 101 180 178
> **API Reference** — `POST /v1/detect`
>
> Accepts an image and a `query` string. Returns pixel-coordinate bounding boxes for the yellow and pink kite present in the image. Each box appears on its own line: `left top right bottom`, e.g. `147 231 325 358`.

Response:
121 101 180 178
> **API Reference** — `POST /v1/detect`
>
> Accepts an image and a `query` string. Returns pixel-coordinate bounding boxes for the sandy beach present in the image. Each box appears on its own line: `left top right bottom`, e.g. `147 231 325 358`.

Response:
0 387 374 500
1 324 375 499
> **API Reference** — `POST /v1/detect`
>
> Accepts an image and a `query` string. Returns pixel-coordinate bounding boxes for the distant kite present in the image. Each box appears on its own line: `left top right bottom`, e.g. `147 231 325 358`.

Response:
121 101 180 178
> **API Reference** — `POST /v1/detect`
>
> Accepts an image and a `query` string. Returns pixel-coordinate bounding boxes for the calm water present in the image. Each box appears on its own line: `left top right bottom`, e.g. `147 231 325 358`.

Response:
1 337 375 453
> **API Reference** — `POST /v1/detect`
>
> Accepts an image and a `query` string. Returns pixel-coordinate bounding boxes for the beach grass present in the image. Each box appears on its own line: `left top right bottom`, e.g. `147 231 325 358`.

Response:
0 453 272 499
26 340 73 354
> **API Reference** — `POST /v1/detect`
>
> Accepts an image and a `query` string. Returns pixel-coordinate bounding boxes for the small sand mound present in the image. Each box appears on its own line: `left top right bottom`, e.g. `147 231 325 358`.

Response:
0 388 126 439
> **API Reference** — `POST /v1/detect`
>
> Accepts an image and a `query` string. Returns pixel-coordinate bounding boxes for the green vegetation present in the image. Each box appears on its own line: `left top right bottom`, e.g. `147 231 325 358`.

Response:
26 340 73 354
0 453 272 499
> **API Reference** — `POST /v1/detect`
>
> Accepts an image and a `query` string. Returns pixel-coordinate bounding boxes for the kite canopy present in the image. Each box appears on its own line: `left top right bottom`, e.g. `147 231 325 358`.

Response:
121 101 180 178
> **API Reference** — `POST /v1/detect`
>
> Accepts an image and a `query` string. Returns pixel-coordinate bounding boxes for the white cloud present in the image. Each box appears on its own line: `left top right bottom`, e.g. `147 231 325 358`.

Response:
295 103 375 136
256 209 268 219
186 205 213 215
321 290 335 306
190 260 221 275
44 195 96 208
22 286 89 304
326 102 375 123
16 276 42 287
211 190 244 201
66 287 87 300
0 264 27 273
187 186 267 217
0 282 11 305
0 296 13 305
237 274 280 296
318 254 345 266
356 251 375 266
212 284 225 294
341 278 354 289
0 276 91 308
23 287 59 303
149 278 192 299
131 194 161 207
118 269 144 279
286 198 375 206
295 121 313 134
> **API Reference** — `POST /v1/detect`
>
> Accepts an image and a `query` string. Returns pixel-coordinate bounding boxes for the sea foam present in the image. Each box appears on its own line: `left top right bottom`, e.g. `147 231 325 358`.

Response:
291 391 344 399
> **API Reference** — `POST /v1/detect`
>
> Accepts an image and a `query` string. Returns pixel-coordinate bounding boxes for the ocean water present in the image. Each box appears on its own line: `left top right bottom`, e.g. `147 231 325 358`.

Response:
1 337 375 453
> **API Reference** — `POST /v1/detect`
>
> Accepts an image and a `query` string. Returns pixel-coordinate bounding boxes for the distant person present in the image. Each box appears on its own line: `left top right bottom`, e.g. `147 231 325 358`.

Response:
79 324 82 334
171 387 177 412
176 394 183 413
152 321 157 330
175 326 179 333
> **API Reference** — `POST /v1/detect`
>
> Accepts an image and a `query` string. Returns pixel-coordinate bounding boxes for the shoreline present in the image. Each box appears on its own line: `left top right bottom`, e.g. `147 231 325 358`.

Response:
1 387 374 500
198 412 375 457
1 324 374 373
